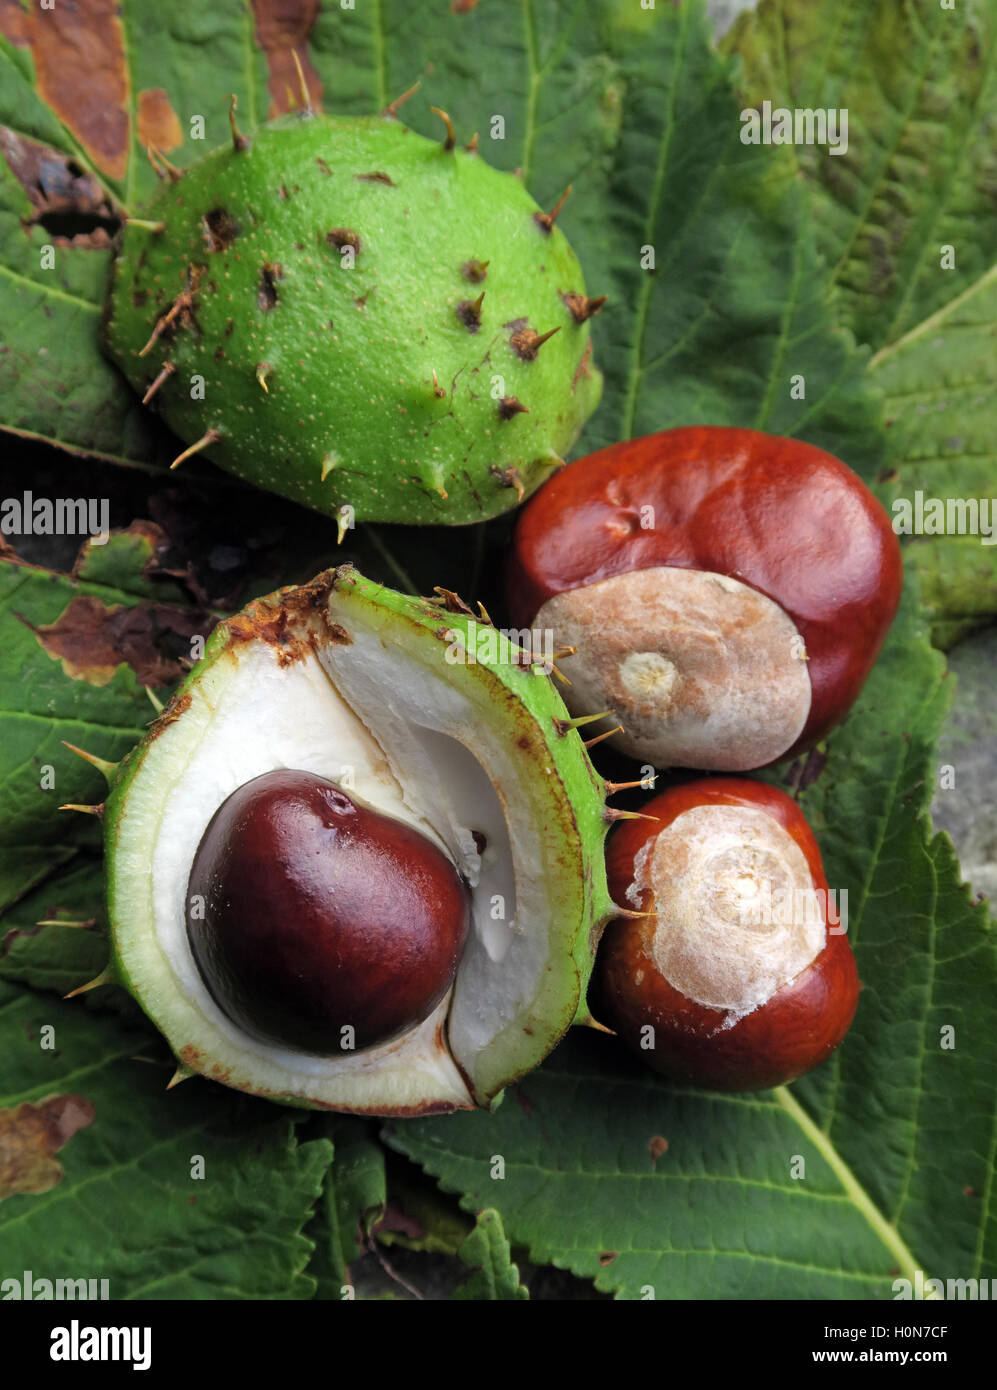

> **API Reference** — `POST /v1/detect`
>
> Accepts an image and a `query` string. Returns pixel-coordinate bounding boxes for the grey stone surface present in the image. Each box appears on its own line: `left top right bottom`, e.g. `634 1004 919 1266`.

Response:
931 626 997 908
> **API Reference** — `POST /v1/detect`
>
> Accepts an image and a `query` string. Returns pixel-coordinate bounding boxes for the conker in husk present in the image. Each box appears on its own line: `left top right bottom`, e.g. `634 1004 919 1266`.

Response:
186 769 471 1055
508 426 903 770
592 777 859 1091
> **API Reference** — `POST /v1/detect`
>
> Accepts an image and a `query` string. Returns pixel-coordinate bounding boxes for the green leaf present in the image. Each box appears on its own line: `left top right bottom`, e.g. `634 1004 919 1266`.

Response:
0 0 268 466
305 1117 387 1299
1 0 882 488
453 1209 529 1301
0 857 108 996
374 1153 473 1256
0 54 164 464
2 0 993 1302
869 264 997 645
0 981 332 1297
73 526 187 604
726 0 997 352
727 1 997 632
0 554 207 911
897 540 997 652
789 588 996 1286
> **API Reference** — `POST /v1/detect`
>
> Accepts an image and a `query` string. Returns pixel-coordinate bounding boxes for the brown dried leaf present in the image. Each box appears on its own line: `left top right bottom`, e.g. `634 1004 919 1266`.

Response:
1 0 130 181
0 125 120 247
251 0 323 116
25 593 210 688
648 1135 669 1166
137 88 183 153
373 1199 427 1242
0 1094 96 1201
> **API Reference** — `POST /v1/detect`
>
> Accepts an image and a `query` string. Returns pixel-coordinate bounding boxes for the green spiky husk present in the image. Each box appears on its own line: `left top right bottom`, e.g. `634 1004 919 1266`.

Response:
104 112 603 525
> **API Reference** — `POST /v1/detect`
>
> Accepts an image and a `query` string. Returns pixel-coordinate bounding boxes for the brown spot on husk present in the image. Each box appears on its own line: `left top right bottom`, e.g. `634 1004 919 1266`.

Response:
326 227 361 253
203 207 238 252
534 185 570 234
153 690 192 734
489 465 525 501
355 171 395 186
425 587 474 617
139 264 204 355
509 322 560 360
456 293 484 332
315 1096 470 1117
572 340 593 391
258 261 282 310
224 571 346 667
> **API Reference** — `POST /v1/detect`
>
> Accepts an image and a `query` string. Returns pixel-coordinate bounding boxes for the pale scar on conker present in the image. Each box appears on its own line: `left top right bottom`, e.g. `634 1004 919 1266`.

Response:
592 777 859 1091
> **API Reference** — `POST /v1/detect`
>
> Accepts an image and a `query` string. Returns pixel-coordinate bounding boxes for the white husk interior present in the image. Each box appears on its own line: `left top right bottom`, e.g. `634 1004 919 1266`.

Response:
112 615 559 1109
319 624 553 1072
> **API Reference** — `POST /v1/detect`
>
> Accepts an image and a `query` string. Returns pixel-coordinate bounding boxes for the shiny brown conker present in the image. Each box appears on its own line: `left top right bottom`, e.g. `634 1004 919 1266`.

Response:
592 777 860 1091
508 427 903 770
186 769 471 1055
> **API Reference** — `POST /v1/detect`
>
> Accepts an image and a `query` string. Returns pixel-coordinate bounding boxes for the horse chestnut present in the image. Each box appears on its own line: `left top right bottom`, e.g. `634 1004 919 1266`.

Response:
592 777 859 1090
186 769 471 1055
508 427 902 770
